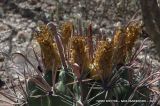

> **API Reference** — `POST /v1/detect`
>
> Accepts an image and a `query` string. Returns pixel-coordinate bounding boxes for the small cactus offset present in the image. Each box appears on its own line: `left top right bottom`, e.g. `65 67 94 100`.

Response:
0 21 158 106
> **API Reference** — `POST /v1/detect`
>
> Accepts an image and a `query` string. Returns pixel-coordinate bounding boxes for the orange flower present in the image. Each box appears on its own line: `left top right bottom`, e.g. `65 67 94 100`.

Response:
93 40 113 79
70 36 89 74
61 22 72 46
36 25 60 71
125 25 140 53
112 28 126 65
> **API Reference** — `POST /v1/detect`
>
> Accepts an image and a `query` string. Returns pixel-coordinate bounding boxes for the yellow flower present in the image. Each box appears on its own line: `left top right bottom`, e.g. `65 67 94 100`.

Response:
125 25 140 53
112 28 126 65
61 22 72 46
93 40 113 79
36 25 60 71
112 24 140 65
70 36 89 74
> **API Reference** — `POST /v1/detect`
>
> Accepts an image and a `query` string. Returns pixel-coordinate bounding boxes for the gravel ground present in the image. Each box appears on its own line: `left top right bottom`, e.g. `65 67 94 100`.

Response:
0 0 159 105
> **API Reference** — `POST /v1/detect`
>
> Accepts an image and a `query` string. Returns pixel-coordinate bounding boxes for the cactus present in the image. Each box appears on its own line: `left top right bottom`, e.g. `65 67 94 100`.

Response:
1 21 156 106
27 95 70 106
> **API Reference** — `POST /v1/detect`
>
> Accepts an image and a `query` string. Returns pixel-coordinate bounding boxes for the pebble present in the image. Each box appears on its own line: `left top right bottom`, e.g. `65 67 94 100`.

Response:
28 22 36 28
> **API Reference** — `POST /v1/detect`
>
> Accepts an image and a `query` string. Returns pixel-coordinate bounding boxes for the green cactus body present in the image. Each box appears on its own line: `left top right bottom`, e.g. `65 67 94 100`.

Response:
28 95 70 106
27 78 46 96
44 71 53 86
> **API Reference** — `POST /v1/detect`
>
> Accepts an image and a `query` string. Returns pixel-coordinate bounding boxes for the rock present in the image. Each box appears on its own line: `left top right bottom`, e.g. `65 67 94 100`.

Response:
0 79 5 88
28 0 40 5
28 22 36 28
0 7 4 18
20 8 36 18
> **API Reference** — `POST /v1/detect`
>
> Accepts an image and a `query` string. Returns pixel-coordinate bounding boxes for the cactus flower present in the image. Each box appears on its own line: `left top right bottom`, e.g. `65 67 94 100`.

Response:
36 25 60 71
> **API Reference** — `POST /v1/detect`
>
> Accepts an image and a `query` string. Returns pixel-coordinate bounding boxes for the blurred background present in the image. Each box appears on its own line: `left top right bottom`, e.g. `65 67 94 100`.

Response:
0 0 141 54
